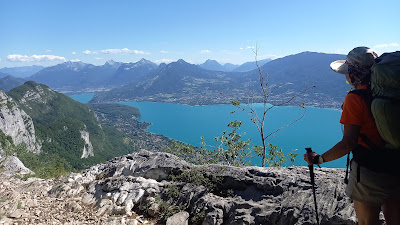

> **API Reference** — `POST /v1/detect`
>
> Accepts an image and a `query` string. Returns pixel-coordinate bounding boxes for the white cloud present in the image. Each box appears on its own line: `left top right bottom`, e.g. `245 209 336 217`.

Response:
201 50 211 54
101 48 146 54
7 54 66 62
95 57 103 60
373 43 399 49
133 50 147 54
160 50 168 54
240 46 255 50
260 54 282 60
155 59 174 64
70 59 81 62
72 52 77 55
83 50 97 55
101 48 128 54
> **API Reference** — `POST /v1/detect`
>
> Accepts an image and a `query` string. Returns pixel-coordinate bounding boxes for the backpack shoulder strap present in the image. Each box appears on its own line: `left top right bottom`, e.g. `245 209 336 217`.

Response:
347 89 379 150
348 89 373 106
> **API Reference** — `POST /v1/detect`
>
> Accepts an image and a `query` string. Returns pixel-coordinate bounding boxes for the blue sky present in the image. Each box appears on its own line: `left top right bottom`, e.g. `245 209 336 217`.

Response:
1 0 399 68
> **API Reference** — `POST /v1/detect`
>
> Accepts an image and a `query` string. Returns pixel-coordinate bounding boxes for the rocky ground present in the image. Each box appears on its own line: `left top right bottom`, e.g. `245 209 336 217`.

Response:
0 173 156 225
0 156 157 225
1 150 388 225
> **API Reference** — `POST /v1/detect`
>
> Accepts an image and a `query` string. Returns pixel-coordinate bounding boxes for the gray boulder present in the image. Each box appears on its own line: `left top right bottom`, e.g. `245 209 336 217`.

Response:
0 156 33 175
166 211 189 225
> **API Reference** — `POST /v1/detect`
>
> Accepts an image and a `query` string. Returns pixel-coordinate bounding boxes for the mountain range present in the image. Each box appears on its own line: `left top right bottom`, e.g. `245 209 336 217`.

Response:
0 65 45 78
25 59 168 92
0 51 348 108
0 75 26 92
0 58 274 93
198 58 272 72
91 52 347 108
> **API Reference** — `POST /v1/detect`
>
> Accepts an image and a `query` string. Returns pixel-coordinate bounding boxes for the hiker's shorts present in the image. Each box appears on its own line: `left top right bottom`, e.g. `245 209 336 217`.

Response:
345 160 400 207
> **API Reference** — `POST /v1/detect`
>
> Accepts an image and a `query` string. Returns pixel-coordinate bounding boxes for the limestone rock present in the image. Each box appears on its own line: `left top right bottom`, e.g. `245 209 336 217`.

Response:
48 150 356 224
97 150 357 224
166 211 189 225
8 209 23 219
0 156 33 175
148 202 160 217
0 90 41 153
20 150 362 224
66 201 82 212
80 129 94 158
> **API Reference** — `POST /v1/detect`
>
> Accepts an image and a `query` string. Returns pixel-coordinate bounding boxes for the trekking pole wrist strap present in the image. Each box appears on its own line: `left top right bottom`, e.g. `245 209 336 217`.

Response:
313 155 324 165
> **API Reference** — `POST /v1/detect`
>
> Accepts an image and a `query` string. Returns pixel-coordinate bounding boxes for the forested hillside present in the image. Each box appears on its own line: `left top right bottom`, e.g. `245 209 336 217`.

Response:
4 82 136 176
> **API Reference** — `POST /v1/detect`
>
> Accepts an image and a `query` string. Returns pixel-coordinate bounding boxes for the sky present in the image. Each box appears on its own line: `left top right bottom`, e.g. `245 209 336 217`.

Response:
0 0 399 68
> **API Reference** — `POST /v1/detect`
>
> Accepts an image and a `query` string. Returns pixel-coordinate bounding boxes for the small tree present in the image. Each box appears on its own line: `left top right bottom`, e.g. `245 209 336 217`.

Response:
165 120 251 166
212 120 251 166
232 45 314 167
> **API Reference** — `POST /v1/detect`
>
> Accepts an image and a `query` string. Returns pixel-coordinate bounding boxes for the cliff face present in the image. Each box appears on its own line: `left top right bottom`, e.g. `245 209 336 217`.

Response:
0 84 95 160
0 90 41 154
3 81 136 171
80 130 94 158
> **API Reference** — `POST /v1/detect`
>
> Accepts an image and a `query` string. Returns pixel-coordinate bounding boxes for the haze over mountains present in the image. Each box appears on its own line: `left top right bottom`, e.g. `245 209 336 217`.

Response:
0 51 347 108
0 75 26 92
91 52 347 108
198 58 272 72
0 65 45 78
1 58 268 92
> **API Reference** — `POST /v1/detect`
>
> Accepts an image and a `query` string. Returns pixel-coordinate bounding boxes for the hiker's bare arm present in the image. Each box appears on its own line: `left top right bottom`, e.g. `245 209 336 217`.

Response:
321 124 360 163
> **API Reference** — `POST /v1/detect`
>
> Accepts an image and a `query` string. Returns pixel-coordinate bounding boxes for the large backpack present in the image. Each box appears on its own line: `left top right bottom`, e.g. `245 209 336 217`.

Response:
370 51 400 149
343 52 400 181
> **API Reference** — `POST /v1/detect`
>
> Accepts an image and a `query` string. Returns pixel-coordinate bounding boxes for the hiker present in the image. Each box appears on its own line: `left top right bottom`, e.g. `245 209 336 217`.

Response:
304 47 400 225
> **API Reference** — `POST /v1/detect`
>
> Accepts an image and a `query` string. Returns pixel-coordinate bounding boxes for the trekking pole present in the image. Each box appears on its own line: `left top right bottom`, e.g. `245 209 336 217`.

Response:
305 147 320 225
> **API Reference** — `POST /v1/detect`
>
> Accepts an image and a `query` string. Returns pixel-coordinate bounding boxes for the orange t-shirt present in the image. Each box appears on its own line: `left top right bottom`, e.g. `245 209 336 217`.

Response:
340 90 384 149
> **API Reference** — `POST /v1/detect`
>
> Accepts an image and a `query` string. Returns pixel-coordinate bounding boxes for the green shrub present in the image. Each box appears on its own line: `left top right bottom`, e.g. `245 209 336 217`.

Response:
169 168 222 192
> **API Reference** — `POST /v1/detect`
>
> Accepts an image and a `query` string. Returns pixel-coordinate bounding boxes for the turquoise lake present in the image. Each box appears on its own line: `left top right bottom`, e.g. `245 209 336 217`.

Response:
69 93 346 168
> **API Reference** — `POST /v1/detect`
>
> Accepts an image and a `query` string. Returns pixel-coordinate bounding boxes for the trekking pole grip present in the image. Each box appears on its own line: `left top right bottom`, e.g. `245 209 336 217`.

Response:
305 147 321 168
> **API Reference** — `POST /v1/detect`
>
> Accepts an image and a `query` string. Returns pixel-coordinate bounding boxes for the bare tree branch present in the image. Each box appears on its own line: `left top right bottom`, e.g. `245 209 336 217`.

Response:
264 108 307 141
232 46 313 167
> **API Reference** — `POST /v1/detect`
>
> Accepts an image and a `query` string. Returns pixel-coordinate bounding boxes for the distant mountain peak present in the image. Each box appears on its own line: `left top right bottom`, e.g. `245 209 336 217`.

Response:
64 61 85 66
177 59 189 64
104 60 122 68
199 59 226 71
205 59 218 63
59 61 88 71
133 58 154 67
105 60 116 65
138 58 149 62
167 59 192 68
158 63 167 68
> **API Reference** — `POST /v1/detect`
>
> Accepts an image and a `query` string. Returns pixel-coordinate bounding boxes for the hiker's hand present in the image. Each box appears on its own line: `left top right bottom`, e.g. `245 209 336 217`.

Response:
304 151 318 165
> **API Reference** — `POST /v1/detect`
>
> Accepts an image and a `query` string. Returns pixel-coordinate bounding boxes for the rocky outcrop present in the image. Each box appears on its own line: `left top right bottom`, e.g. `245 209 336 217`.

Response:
0 156 33 175
46 150 360 225
0 90 41 154
80 130 94 158
18 83 56 111
0 172 149 225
